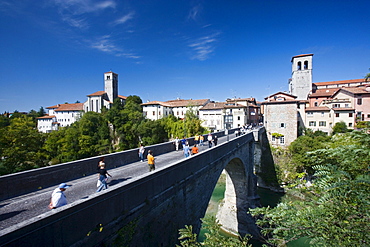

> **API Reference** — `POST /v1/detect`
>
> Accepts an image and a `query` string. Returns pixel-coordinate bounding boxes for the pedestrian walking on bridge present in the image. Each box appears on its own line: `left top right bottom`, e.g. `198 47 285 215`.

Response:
49 183 71 209
147 150 155 172
138 144 145 162
207 133 213 148
96 163 112 192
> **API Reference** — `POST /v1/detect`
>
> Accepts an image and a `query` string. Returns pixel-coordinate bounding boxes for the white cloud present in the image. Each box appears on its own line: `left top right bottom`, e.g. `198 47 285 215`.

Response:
90 35 140 59
188 4 202 21
51 0 116 28
112 11 135 26
189 32 220 61
52 0 116 15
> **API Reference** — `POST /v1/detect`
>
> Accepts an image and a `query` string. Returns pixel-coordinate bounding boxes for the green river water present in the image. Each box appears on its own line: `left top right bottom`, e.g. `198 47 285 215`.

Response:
199 176 311 246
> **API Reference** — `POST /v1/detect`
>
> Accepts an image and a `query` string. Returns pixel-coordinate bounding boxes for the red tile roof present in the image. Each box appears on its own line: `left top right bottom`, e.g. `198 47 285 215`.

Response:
309 88 340 97
340 86 370 95
291 53 313 62
313 79 365 86
141 101 173 107
87 91 106 97
165 99 210 107
305 107 330 111
36 115 56 119
332 108 355 111
201 102 246 110
54 103 84 112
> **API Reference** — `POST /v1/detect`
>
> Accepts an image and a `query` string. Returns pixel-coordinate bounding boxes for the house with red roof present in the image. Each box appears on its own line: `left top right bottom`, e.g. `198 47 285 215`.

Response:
37 72 127 133
263 54 369 146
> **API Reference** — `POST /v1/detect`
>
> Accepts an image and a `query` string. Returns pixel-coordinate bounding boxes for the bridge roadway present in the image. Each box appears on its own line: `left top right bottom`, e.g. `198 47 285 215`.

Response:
0 134 236 233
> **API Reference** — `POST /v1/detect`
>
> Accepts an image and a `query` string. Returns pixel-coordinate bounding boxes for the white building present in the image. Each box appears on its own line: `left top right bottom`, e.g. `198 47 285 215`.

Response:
37 71 126 132
84 71 126 113
37 103 84 133
141 99 210 121
199 101 250 131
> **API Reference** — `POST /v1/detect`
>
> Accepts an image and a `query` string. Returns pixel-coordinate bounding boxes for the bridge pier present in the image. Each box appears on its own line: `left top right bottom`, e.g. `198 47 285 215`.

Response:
216 139 261 238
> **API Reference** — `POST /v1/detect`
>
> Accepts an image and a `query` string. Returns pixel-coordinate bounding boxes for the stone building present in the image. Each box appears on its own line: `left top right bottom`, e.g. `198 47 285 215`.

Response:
263 54 369 146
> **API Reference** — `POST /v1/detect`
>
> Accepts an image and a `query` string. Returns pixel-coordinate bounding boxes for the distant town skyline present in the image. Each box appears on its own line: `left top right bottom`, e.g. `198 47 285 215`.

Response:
0 0 369 113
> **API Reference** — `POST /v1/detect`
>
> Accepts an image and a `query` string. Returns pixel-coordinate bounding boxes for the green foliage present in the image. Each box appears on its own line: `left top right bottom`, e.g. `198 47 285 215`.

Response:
332 121 348 135
288 135 330 175
0 114 10 128
0 116 47 175
177 216 252 247
183 107 207 137
272 133 284 138
252 131 370 247
355 121 370 130
43 112 111 163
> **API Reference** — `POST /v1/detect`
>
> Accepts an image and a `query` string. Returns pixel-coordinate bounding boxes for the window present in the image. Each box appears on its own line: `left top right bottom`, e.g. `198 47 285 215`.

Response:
158 111 161 116
280 123 286 128
314 102 318 107
272 136 276 142
304 60 308 70
309 121 316 126
333 104 340 108
153 111 155 116
345 104 349 108
107 76 110 80
321 112 325 117
280 136 285 144
349 123 353 127
357 98 362 105
319 121 326 126
335 113 339 117
297 61 301 70
237 116 240 120
307 112 313 117
349 113 353 117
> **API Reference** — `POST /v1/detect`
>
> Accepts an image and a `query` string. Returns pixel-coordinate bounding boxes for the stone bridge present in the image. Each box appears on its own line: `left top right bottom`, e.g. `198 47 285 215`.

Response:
0 127 279 247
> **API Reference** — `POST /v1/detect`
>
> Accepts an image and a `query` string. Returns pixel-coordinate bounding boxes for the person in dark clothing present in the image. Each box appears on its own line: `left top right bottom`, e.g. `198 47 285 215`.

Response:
213 135 218 146
96 163 112 192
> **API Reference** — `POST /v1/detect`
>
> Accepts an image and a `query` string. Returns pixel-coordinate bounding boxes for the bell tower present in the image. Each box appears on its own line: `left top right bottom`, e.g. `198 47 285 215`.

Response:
104 71 118 102
289 54 313 100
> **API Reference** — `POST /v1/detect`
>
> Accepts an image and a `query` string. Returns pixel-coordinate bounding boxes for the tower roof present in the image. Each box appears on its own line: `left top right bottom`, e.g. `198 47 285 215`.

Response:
291 53 313 62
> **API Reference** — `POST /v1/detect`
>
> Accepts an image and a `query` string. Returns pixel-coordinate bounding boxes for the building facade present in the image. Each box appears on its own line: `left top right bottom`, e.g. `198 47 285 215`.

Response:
263 54 369 146
141 99 210 121
37 72 126 132
37 103 84 133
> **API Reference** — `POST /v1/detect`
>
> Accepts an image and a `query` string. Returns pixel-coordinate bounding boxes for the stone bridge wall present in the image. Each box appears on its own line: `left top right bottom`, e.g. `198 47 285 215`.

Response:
0 132 228 201
0 128 276 247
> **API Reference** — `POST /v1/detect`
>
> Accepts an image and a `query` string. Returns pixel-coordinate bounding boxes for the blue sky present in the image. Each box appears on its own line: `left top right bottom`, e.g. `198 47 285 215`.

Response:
0 0 369 113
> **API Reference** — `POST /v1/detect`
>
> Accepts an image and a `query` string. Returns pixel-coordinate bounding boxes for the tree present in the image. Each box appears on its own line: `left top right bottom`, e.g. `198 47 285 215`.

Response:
332 121 348 135
365 68 370 82
0 116 46 175
177 216 252 247
251 131 370 247
43 112 111 163
288 135 329 175
183 107 207 137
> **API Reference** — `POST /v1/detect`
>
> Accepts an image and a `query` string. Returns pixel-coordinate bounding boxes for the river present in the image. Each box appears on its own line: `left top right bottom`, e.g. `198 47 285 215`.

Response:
199 175 311 246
